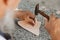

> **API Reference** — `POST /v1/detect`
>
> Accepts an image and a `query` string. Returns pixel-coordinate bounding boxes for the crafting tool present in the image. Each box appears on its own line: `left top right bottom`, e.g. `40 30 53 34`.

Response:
15 6 41 36
35 4 49 21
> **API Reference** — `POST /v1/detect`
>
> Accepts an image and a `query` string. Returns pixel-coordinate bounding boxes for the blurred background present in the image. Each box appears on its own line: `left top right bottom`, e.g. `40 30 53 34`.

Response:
13 0 60 40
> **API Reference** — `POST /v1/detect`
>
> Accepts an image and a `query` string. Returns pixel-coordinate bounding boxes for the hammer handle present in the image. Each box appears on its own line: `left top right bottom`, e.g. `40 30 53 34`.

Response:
38 10 49 20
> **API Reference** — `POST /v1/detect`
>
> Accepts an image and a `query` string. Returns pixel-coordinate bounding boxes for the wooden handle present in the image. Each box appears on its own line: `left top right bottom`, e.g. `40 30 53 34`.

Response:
38 10 49 21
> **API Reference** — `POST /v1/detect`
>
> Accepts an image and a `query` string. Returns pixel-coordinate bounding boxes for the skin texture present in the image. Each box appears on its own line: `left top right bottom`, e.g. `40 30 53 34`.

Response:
0 0 35 40
0 0 7 19
45 14 60 40
15 10 35 25
0 0 20 40
0 0 20 19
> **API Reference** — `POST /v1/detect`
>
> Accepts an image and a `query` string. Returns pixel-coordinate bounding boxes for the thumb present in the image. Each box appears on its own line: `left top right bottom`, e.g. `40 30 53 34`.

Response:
44 17 48 27
44 17 48 23
50 14 56 21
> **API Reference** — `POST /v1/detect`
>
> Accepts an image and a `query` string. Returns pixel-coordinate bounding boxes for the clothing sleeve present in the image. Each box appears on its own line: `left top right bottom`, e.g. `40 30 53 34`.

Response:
0 35 6 40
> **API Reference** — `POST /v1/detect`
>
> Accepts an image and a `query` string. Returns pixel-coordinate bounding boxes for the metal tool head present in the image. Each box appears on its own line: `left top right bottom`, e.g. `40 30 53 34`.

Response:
35 3 39 15
35 3 49 20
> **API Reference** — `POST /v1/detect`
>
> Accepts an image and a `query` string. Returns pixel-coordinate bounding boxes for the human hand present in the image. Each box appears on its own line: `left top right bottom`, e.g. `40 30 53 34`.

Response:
15 10 35 25
45 14 60 40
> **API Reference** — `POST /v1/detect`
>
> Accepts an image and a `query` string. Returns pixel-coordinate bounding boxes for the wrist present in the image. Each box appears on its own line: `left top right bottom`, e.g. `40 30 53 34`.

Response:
50 31 60 40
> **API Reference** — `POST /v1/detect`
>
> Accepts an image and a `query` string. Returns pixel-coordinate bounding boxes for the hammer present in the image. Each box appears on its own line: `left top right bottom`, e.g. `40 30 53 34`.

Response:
35 4 49 21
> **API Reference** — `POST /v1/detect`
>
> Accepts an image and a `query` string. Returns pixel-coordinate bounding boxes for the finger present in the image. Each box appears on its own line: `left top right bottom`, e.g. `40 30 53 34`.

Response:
29 14 35 22
44 17 48 28
50 13 56 21
44 17 48 23
26 11 35 19
29 17 35 23
25 17 35 26
25 11 35 22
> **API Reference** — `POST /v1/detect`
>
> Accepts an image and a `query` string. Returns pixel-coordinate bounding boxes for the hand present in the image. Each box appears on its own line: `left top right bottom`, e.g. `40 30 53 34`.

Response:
45 14 60 40
15 10 35 25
